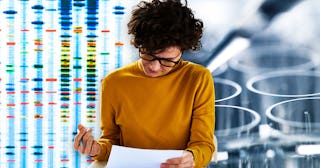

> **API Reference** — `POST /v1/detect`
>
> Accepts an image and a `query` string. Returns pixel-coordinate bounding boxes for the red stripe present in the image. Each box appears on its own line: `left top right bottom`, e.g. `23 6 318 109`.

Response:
115 42 124 46
46 29 56 32
46 78 57 82
46 91 57 94
7 42 16 45
34 42 43 46
21 90 30 94
73 78 82 81
48 102 57 105
61 104 69 107
61 159 69 162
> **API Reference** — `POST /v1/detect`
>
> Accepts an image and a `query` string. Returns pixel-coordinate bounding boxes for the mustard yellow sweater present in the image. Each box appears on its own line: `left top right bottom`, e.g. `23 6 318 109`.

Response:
94 60 215 167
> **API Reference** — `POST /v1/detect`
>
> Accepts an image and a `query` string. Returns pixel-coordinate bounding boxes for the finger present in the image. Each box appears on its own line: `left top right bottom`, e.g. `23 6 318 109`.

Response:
163 152 194 168
73 124 87 150
165 157 182 165
84 136 94 155
160 163 177 168
160 163 167 168
178 161 194 168
78 124 85 130
74 133 85 150
73 134 81 150
90 141 100 157
78 130 91 153
82 128 92 142
81 128 93 153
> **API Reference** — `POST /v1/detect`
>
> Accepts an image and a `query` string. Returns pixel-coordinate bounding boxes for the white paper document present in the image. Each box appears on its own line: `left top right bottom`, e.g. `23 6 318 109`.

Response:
105 145 183 168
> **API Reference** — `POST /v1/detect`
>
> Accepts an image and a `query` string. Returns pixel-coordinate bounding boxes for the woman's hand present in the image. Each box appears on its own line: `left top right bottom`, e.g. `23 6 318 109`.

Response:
160 150 195 168
73 124 101 157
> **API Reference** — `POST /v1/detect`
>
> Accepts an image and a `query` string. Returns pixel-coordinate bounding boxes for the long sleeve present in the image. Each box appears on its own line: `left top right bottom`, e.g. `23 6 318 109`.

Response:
186 69 215 167
92 77 120 161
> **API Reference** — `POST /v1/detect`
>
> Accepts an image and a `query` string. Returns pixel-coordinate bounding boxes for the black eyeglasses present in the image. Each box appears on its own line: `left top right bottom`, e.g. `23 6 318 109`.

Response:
139 51 181 67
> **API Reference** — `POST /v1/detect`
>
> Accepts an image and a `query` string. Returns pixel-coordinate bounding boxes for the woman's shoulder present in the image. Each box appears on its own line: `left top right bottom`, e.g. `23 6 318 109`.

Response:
106 61 137 77
101 61 138 84
182 60 211 75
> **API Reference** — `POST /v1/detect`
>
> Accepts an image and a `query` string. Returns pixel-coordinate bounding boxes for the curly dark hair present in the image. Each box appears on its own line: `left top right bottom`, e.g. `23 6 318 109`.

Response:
127 0 203 53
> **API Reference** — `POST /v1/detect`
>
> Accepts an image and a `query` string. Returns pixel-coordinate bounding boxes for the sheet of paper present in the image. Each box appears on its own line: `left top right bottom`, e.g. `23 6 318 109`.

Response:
105 145 183 168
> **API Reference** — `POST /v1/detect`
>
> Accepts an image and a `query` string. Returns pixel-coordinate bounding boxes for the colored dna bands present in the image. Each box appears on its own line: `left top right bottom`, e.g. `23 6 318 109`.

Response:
0 0 128 167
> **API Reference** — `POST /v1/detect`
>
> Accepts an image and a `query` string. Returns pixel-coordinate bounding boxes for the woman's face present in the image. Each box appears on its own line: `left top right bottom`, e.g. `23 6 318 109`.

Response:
139 46 182 77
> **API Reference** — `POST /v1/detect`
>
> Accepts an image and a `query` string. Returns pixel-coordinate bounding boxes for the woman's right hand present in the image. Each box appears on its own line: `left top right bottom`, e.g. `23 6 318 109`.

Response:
73 124 101 157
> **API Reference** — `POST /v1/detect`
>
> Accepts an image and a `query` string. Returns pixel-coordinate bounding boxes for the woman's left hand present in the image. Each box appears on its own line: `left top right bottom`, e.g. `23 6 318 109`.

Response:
160 150 195 168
